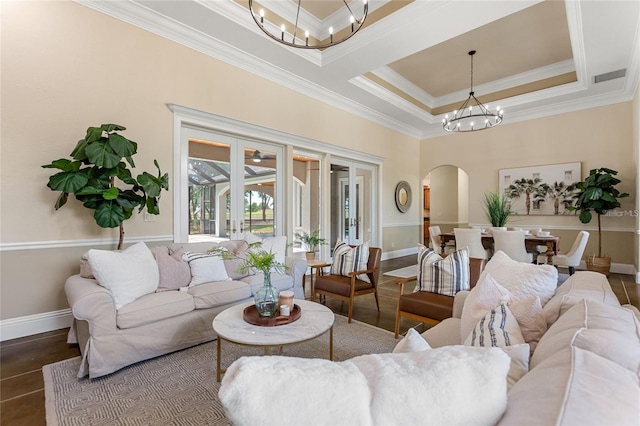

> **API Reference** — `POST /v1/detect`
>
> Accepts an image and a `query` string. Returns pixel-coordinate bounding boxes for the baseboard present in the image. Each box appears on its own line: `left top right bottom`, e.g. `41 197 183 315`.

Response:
382 246 418 260
0 309 73 341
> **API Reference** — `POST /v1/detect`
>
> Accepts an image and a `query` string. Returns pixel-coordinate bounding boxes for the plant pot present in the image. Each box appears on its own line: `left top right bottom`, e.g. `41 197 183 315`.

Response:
586 255 611 276
305 252 316 261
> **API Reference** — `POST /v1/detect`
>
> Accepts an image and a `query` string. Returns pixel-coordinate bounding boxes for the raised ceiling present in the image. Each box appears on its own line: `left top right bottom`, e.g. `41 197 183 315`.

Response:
79 0 640 139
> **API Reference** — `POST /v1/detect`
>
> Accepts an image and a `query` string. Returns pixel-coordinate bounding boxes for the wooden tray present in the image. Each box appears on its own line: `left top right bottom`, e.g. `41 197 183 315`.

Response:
243 304 301 326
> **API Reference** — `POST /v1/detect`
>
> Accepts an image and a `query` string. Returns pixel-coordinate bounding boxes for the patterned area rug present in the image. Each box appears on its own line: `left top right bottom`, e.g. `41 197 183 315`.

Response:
43 315 398 425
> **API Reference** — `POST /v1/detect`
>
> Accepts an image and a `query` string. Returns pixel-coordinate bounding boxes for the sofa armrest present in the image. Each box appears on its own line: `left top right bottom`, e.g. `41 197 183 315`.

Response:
285 257 307 291
452 290 470 319
65 274 117 335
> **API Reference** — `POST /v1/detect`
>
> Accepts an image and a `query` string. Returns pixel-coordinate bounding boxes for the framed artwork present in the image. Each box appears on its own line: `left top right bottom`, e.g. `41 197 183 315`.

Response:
499 162 581 216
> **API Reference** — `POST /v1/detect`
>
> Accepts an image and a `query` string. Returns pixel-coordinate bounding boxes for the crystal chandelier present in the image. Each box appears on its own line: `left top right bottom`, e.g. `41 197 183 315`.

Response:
443 50 504 133
249 0 368 49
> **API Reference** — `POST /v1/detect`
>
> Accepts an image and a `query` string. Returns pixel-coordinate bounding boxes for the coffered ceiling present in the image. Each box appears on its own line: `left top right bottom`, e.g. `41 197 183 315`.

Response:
78 0 640 139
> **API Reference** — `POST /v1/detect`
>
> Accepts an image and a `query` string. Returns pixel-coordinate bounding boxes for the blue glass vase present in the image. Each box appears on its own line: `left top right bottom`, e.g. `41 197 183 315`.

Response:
254 273 279 317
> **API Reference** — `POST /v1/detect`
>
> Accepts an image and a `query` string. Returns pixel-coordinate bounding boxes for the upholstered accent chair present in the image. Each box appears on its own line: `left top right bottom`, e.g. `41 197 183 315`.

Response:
537 231 590 275
453 228 491 260
394 257 486 338
313 246 382 323
492 230 534 263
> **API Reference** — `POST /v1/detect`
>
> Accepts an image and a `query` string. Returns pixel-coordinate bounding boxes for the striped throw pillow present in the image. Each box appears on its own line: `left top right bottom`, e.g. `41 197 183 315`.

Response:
416 245 470 295
464 303 525 347
330 241 371 283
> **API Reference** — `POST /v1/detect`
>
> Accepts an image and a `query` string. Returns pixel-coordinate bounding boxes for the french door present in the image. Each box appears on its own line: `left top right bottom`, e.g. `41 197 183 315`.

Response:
330 159 375 248
178 126 283 242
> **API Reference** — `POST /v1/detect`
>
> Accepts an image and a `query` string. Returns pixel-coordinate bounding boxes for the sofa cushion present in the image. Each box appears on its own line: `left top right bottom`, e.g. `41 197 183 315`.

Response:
330 241 371 283
415 245 470 295
482 250 557 305
531 299 640 372
187 280 252 309
152 246 191 291
243 272 294 294
182 251 230 286
116 291 194 329
88 242 159 310
499 347 640 426
542 270 620 326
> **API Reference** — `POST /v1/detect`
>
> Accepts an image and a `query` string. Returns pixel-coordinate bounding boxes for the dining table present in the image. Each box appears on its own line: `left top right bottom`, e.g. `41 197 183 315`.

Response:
439 232 560 264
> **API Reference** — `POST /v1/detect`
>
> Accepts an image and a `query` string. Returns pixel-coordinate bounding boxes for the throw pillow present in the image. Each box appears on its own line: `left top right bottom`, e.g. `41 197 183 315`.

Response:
464 303 526 348
88 242 159 310
415 245 470 296
393 328 432 353
509 295 547 354
259 235 288 265
330 241 371 283
220 240 253 280
182 251 230 286
460 272 511 341
152 246 191 291
79 251 95 279
483 250 558 305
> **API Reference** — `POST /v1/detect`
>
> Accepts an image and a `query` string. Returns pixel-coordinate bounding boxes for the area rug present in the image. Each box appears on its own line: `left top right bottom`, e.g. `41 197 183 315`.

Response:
383 264 418 278
43 315 398 425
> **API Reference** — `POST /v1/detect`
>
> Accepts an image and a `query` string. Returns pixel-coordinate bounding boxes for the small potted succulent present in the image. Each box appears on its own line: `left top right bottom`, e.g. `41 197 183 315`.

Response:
294 230 326 261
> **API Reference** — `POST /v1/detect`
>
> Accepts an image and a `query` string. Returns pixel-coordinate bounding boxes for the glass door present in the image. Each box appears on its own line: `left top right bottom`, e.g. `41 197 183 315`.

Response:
330 160 374 248
180 126 283 242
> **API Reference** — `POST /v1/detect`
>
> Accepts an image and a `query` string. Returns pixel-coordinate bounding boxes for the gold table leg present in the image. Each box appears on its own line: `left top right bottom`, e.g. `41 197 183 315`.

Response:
216 337 223 382
329 325 334 360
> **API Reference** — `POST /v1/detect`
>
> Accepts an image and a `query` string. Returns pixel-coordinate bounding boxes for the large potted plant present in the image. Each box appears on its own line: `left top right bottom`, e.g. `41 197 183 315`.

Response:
483 191 511 230
42 124 169 250
568 167 629 275
294 230 326 261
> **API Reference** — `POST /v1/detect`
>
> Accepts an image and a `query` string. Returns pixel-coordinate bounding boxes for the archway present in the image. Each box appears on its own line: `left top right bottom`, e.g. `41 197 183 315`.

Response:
423 165 470 244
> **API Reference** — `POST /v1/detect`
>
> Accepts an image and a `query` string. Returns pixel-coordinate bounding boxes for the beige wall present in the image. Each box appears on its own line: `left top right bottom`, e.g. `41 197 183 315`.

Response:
0 1 419 320
422 103 636 265
634 81 640 276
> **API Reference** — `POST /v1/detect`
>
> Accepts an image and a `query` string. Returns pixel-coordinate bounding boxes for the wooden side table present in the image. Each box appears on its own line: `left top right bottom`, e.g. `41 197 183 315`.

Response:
307 259 330 300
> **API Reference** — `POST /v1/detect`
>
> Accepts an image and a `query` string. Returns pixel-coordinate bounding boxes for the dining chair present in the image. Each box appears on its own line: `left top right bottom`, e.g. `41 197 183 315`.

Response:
313 246 382 323
537 231 589 275
429 226 455 255
453 228 491 260
492 230 534 263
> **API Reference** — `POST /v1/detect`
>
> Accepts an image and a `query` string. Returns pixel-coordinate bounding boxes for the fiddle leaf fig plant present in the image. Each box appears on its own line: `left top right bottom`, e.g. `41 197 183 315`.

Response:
42 124 169 249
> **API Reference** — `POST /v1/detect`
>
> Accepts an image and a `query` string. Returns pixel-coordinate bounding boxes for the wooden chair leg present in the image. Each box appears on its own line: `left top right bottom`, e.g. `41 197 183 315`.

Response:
394 311 401 339
373 291 380 311
347 298 353 323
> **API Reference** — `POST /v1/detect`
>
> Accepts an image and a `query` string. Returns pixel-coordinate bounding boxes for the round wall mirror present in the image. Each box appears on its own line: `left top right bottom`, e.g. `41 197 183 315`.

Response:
395 181 411 213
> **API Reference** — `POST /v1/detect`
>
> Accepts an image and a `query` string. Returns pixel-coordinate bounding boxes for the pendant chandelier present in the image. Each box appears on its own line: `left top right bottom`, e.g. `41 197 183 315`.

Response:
443 50 504 133
249 0 368 49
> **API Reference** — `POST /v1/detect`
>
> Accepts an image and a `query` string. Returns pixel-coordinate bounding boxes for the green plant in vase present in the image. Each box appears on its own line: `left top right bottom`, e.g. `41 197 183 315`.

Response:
483 191 511 228
210 242 286 317
294 230 327 261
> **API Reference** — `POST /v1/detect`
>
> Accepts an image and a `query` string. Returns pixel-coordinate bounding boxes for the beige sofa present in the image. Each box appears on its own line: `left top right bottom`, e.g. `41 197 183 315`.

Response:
65 240 307 378
422 270 640 425
219 266 640 425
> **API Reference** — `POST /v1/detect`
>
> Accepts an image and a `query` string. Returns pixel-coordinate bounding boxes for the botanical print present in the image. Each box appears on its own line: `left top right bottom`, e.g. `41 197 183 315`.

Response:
499 162 580 216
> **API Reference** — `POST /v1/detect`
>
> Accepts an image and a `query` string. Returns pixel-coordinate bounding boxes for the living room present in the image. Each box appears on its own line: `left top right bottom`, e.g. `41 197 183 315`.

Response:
2 0 640 424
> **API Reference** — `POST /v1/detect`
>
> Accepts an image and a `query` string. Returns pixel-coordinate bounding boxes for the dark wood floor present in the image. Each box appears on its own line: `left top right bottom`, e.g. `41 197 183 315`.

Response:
2 254 638 425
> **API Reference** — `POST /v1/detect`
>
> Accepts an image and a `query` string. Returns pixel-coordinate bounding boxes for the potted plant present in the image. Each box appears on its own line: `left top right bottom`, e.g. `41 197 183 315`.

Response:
294 230 326 261
210 242 286 317
483 191 511 230
42 124 169 250
567 167 629 275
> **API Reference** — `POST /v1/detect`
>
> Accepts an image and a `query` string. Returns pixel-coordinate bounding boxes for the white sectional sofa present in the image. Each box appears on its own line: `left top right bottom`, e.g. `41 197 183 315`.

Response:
219 255 640 425
65 239 307 378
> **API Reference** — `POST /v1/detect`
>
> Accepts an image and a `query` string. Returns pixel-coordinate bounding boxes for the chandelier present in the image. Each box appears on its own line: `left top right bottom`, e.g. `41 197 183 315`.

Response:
248 0 368 49
443 50 503 133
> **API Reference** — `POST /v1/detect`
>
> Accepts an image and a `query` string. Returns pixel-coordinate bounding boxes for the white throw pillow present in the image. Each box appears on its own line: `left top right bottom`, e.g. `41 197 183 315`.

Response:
460 272 511 341
182 251 230 286
259 235 288 265
88 242 159 310
330 241 371 283
483 250 557 305
393 328 432 353
415 245 470 295
509 295 547 354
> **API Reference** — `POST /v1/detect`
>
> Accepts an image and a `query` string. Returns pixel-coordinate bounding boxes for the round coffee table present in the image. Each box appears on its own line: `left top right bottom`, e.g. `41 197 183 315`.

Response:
212 299 335 381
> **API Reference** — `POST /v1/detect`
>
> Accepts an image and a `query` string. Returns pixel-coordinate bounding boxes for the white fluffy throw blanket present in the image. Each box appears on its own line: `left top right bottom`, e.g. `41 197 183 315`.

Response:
219 346 510 425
